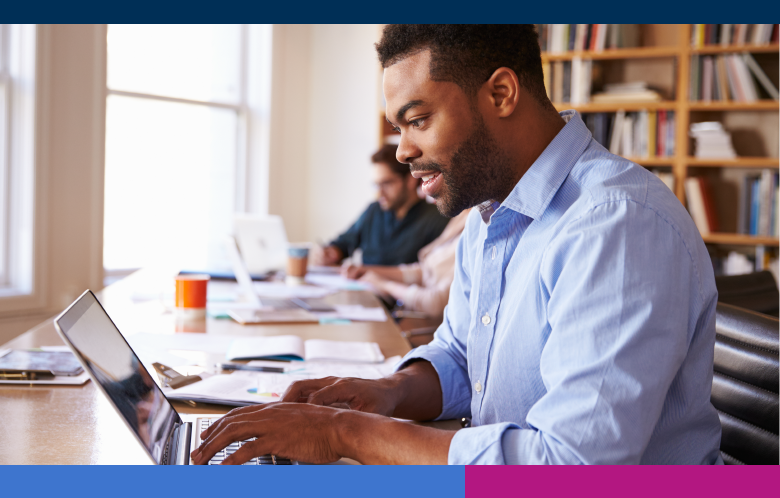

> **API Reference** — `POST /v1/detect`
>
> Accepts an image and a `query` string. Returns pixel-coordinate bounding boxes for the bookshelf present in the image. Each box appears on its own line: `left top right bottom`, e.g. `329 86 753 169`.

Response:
377 25 780 255
540 24 779 251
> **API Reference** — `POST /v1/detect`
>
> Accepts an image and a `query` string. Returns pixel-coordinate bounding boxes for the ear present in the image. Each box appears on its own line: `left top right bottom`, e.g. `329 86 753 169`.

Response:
484 67 520 118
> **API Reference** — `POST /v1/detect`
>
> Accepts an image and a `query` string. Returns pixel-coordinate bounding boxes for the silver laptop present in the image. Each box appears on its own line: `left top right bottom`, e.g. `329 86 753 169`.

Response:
233 214 289 275
54 290 295 465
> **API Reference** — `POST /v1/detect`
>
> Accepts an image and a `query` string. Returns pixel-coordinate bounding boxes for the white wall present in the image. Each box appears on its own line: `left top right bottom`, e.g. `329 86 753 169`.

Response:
267 24 381 244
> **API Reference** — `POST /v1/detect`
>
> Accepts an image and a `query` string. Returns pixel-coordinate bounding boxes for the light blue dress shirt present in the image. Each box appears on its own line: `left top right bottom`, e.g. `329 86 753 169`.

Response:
398 111 723 464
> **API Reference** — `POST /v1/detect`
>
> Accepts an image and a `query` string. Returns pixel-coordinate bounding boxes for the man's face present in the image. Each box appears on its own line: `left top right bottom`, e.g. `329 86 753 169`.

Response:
372 162 410 212
383 50 514 217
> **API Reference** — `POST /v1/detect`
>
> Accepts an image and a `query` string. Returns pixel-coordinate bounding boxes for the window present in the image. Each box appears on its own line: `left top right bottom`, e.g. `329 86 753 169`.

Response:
0 24 36 297
103 24 271 275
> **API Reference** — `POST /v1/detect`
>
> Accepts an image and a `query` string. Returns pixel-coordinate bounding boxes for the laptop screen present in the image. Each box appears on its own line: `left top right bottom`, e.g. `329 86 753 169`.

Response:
55 291 180 464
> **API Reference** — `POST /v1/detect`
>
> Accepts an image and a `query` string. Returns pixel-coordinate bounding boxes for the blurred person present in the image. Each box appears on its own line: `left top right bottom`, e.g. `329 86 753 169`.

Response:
343 208 470 318
311 144 448 267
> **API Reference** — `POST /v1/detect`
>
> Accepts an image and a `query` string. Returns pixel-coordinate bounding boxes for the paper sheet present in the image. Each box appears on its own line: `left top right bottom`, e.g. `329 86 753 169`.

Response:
168 355 403 405
304 274 371 291
331 305 387 322
252 281 334 298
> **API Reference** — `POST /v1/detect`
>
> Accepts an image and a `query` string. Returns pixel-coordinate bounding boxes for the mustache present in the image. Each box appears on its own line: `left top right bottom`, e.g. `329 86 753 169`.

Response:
409 162 443 174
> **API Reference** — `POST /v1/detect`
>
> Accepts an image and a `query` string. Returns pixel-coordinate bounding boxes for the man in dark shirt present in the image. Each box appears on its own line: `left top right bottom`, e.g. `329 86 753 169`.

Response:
311 144 448 266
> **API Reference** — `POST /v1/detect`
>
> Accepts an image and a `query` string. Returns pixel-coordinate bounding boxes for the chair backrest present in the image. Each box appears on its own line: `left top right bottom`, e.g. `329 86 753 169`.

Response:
715 270 779 317
712 303 779 464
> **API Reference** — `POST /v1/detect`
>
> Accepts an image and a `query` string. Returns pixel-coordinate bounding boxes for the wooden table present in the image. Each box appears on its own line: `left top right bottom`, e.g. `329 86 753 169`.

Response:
0 270 417 464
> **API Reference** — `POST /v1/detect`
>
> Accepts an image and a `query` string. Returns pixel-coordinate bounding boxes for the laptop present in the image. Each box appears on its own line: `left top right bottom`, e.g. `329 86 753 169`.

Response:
233 214 289 275
54 290 296 465
226 235 335 317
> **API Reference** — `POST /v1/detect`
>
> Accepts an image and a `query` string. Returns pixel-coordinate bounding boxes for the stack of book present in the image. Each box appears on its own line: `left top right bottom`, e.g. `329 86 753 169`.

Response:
690 53 779 102
544 58 593 104
591 82 662 103
538 24 640 53
690 24 779 47
685 177 720 235
584 110 675 158
738 170 779 237
689 122 737 158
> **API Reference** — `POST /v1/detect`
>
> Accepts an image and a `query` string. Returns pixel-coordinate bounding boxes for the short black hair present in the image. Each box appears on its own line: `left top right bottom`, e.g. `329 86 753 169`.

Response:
371 143 409 178
376 25 551 109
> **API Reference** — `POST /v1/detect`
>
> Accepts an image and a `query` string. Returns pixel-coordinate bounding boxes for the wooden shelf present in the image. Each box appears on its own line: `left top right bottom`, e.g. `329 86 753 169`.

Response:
687 157 780 168
554 101 677 113
625 157 674 167
691 43 780 55
702 233 779 246
688 101 779 111
542 46 679 62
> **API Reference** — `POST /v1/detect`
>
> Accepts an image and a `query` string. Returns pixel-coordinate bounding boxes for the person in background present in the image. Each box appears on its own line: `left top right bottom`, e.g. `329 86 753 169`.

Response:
343 208 469 318
310 144 448 267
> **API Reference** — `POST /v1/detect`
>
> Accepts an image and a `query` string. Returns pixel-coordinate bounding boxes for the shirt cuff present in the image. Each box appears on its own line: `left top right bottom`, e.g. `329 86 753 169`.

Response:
448 423 519 465
395 345 472 421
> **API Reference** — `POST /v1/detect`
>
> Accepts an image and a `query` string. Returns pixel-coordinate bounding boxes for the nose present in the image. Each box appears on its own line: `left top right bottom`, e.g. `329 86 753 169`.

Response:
396 131 421 165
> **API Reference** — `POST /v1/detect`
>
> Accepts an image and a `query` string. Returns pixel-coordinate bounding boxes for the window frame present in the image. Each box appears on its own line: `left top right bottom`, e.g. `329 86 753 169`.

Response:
103 24 272 275
0 24 37 303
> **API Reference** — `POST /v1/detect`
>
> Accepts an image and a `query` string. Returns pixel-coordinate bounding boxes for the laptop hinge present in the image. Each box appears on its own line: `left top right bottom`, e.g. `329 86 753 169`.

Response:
175 422 192 465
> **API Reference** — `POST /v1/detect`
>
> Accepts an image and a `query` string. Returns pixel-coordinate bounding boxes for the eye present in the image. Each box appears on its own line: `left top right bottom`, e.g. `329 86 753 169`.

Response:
409 117 425 128
392 125 401 133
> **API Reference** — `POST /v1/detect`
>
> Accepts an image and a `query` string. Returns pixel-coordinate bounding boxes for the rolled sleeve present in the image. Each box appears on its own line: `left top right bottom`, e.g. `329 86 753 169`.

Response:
396 341 473 420
448 423 519 464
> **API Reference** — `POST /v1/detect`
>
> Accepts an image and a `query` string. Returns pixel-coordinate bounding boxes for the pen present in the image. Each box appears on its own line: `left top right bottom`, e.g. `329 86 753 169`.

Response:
217 363 285 373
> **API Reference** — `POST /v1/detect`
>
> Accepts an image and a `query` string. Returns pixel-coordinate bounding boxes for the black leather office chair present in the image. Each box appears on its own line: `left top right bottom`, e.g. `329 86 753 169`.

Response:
711 303 779 464
715 270 779 317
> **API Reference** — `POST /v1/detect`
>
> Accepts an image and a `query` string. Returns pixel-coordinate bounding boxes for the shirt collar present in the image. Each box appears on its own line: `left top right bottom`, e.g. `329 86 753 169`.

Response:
478 110 592 224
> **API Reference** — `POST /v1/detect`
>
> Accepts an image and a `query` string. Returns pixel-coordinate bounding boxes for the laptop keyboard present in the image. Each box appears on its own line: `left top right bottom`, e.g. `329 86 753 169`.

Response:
200 418 292 465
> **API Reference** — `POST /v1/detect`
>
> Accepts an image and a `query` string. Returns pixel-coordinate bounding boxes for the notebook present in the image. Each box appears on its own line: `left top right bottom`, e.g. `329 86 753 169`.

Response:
225 335 385 363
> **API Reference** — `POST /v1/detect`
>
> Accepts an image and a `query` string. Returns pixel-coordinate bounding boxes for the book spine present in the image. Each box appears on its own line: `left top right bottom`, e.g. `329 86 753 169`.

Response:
685 177 710 234
759 169 773 236
647 110 656 158
774 174 779 237
699 177 719 233
667 111 675 157
750 178 760 235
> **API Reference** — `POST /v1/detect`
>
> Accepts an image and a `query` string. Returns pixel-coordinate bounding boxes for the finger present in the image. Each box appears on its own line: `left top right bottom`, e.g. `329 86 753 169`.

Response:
280 377 340 403
200 404 267 439
192 421 265 465
307 380 360 408
222 440 269 465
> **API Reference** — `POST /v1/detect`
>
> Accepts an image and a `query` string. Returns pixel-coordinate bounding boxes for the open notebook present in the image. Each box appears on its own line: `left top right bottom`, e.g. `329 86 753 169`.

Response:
225 335 385 363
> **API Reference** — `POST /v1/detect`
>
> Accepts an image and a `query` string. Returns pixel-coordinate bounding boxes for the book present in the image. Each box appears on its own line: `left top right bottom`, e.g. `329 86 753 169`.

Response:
772 184 780 237
647 110 657 158
759 170 774 236
742 52 779 100
685 177 710 234
609 110 626 155
225 335 385 363
552 61 564 102
698 177 719 233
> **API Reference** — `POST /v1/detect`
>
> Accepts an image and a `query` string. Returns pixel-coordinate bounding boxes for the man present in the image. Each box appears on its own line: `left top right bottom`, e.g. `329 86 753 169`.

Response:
192 25 722 465
311 144 448 267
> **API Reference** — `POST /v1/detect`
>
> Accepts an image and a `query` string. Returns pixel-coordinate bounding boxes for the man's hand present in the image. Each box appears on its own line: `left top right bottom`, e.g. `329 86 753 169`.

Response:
281 376 400 416
191 403 344 465
311 245 343 266
341 263 367 280
282 361 444 422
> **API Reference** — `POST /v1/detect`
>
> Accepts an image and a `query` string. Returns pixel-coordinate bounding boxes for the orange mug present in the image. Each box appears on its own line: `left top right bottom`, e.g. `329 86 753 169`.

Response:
175 274 209 319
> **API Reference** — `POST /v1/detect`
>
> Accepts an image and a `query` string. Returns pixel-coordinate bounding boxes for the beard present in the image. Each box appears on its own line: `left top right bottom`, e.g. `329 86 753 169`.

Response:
411 113 515 218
